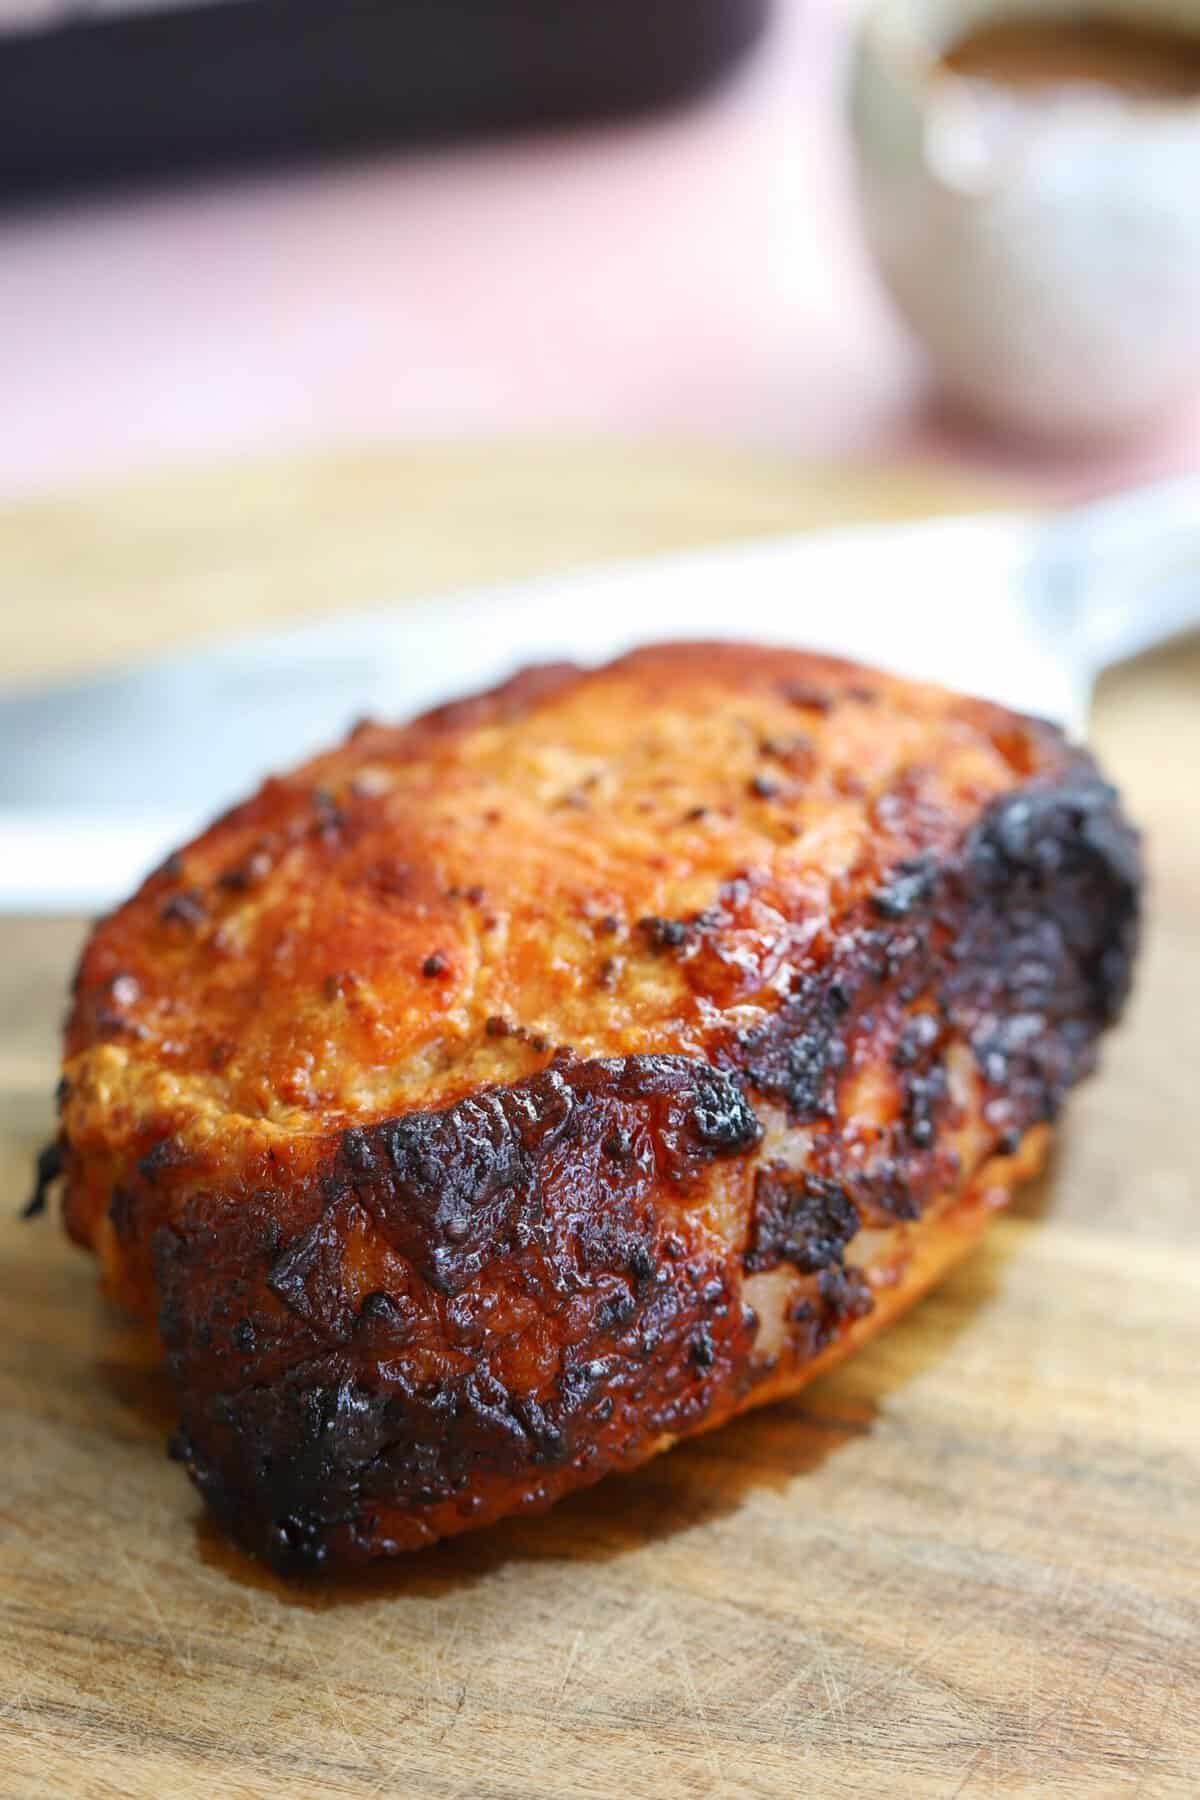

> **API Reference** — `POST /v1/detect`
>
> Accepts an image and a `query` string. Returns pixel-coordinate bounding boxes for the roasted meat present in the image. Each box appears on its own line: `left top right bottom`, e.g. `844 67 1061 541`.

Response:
51 643 1140 1570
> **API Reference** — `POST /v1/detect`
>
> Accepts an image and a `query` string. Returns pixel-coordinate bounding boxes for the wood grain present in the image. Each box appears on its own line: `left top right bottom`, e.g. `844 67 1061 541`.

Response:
0 443 1014 689
1 449 1197 1799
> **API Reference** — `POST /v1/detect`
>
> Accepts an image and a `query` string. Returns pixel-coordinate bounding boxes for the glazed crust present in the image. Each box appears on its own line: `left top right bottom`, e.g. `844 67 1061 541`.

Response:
53 643 1141 1570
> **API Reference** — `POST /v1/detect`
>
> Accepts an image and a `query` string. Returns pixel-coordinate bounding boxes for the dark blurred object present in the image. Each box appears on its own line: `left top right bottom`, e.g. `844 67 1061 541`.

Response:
0 0 770 197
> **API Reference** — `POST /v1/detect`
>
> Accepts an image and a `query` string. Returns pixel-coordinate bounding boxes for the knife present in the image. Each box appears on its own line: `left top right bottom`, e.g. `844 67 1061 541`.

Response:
3 476 1198 913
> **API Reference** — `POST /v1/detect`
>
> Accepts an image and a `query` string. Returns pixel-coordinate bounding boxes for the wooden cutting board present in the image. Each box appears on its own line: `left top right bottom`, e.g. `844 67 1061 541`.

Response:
1 446 1197 1800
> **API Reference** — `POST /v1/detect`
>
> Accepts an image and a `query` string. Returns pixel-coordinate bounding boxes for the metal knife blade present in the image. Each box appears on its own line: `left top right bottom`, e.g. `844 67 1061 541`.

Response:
2 479 1197 913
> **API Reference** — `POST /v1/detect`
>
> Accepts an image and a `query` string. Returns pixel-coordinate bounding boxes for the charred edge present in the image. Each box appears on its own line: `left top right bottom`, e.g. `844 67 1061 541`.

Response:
960 772 1141 1026
951 772 1141 1124
138 1135 189 1184
870 854 938 921
744 1167 877 1360
729 968 850 1121
638 916 690 952
22 1137 63 1219
330 1052 761 1299
729 767 1138 1118
168 1371 389 1573
745 1169 859 1275
815 1266 874 1338
166 1282 750 1576
107 1186 138 1242
785 1268 875 1362
164 1053 763 1571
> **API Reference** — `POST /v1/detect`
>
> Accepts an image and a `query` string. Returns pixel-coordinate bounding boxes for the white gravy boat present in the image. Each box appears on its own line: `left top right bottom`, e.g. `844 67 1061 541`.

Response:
852 0 1200 441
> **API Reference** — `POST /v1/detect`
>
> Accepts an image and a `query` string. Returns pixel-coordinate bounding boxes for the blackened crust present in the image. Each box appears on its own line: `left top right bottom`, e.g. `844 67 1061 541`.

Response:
726 771 1140 1224
950 772 1140 1115
336 1053 760 1298
160 1056 762 1570
55 641 1143 1573
22 1138 63 1220
160 771 1138 1572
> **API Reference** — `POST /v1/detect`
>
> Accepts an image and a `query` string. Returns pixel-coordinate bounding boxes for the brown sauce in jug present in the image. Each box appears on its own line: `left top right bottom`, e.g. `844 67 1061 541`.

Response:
943 15 1200 103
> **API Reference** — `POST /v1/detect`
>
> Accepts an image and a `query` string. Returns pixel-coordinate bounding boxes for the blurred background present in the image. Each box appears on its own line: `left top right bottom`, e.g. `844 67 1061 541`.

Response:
2 0 1200 909
5 0 1200 500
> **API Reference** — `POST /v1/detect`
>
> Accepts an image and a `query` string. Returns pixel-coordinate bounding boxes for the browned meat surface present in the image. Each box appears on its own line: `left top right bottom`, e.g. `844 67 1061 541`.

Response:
49 642 1140 1571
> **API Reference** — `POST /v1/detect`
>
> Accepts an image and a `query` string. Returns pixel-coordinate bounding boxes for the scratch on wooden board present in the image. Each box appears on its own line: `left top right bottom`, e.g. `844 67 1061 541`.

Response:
949 1740 992 1799
740 1654 822 1731
1131 1663 1184 1799
439 1595 472 1665
537 1628 583 1749
1025 1598 1113 1763
2 1728 63 1800
421 1606 479 1744
814 1649 852 1770
738 1554 917 1731
115 1543 194 1677
1067 1643 1118 1747
665 1611 726 1797
287 1611 369 1774
741 1555 928 1735
824 1576 1030 1732
570 1590 659 1674
415 1630 433 1736
365 1743 428 1800
434 1680 469 1748
1161 1660 1189 1760
0 1646 37 1720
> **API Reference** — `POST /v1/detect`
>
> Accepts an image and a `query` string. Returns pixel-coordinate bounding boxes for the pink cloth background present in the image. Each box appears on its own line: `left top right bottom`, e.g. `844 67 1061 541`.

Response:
2 0 1199 502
